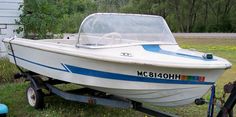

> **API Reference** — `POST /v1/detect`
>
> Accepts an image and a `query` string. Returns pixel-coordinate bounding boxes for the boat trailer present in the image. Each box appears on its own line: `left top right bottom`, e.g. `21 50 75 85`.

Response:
15 71 236 117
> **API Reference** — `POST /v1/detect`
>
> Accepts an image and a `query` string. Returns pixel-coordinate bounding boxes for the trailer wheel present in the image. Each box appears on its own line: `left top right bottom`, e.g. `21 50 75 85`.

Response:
0 114 7 117
26 86 44 109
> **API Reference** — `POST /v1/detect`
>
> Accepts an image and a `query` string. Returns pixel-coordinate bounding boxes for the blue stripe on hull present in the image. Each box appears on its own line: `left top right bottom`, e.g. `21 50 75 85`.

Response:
65 64 214 85
142 45 215 61
8 54 214 85
8 54 68 72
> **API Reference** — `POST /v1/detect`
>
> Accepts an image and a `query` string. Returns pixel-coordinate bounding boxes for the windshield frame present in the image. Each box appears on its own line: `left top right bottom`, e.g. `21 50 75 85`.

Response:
76 13 177 48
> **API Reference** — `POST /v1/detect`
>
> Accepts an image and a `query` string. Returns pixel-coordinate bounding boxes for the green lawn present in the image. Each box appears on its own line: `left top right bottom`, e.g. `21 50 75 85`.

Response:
0 38 235 117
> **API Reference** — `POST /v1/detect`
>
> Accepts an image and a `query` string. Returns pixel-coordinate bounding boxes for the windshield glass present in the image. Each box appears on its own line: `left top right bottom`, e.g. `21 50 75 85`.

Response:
78 13 176 46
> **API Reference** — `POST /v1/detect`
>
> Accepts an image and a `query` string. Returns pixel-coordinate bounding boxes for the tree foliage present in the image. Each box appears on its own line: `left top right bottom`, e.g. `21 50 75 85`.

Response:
16 0 61 39
120 0 236 32
17 0 236 39
17 0 97 39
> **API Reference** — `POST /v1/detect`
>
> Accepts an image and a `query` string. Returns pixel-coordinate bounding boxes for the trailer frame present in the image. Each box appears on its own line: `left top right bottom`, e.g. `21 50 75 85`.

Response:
19 71 178 117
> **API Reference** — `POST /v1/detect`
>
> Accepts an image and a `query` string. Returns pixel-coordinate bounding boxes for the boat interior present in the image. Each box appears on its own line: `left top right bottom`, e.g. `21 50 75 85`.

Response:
36 33 169 48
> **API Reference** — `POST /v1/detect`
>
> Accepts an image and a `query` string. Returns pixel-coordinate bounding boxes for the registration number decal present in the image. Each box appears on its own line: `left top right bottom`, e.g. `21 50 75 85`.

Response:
137 71 205 82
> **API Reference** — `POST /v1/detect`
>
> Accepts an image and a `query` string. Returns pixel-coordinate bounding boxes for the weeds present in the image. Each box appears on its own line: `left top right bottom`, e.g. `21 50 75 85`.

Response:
0 58 19 83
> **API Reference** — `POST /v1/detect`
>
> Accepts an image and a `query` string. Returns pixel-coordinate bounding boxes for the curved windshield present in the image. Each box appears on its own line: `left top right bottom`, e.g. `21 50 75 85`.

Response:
77 13 176 47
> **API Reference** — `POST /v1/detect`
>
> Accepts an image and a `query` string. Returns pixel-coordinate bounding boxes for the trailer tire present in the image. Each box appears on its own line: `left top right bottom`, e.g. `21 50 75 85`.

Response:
0 114 7 117
26 86 44 109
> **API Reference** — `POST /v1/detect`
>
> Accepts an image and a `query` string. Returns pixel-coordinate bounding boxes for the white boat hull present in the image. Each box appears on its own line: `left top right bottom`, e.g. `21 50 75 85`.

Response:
4 42 225 106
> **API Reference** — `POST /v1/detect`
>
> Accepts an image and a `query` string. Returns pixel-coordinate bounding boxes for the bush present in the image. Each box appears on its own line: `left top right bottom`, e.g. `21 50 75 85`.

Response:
16 0 62 39
16 0 97 39
59 13 86 33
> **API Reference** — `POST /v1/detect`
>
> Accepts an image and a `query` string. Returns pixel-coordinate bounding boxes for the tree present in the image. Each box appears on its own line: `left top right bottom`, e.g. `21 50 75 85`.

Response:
16 0 62 39
16 0 236 36
16 0 98 38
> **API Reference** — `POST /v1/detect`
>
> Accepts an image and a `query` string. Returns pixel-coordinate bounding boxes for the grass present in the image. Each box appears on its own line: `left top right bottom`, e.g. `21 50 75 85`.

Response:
0 83 145 117
0 58 19 83
0 38 236 117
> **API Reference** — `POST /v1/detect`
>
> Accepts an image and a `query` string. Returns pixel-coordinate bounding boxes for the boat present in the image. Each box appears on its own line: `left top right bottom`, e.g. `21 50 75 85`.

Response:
2 13 232 107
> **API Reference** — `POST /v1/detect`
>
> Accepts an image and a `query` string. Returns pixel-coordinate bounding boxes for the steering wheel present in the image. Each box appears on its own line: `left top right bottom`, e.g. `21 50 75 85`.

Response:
96 32 122 46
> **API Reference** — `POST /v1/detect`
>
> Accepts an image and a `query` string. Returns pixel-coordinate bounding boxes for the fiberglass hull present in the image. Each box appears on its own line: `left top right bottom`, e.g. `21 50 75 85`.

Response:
3 39 226 107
